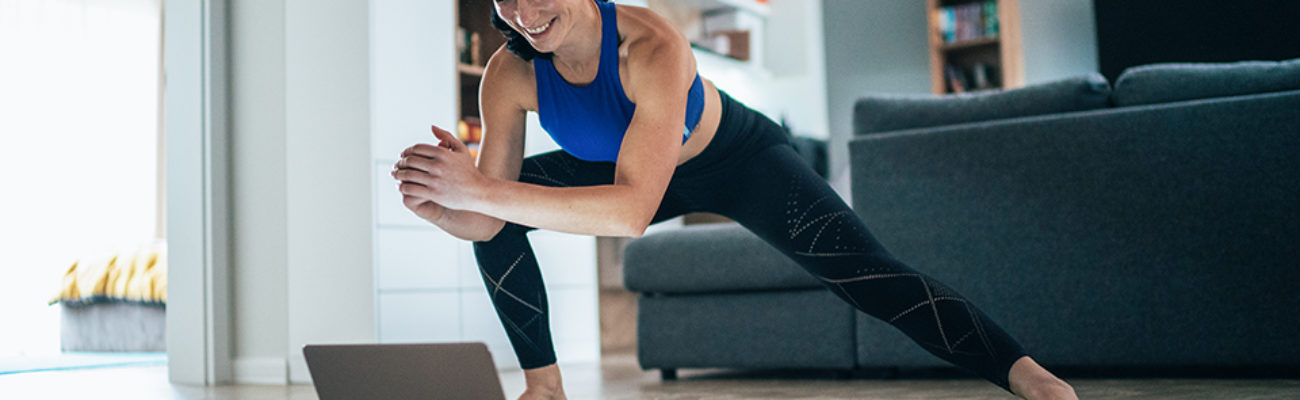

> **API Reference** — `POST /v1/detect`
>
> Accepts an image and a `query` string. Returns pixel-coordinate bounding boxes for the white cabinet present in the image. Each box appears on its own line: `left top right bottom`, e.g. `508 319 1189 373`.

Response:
378 291 460 343
375 228 461 290
370 0 599 370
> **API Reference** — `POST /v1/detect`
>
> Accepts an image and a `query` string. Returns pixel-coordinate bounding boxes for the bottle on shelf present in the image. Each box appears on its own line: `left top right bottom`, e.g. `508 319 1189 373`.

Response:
458 117 482 158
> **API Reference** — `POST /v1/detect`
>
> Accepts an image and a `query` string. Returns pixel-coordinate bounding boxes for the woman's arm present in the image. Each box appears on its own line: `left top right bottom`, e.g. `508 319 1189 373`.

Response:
394 46 531 242
399 11 695 237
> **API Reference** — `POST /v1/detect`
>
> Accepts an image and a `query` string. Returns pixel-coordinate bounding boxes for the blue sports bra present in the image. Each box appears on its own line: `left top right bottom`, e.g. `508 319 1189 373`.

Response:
533 0 705 163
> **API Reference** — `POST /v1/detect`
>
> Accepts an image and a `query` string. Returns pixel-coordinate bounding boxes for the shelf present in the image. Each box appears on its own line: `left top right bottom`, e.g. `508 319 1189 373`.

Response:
690 43 770 78
689 43 746 64
457 63 485 77
457 0 505 123
940 37 999 51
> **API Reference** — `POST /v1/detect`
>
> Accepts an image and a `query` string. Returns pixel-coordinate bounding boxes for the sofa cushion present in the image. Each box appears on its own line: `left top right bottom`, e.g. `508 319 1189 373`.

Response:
637 290 856 369
1113 58 1300 107
623 223 824 294
853 73 1111 136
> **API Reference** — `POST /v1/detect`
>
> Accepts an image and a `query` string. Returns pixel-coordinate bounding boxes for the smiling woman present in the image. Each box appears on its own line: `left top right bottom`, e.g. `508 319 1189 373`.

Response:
391 1 1077 399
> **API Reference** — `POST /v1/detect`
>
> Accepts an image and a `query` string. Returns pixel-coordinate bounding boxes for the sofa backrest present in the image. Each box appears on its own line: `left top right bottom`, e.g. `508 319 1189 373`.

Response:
1112 57 1300 107
853 73 1111 136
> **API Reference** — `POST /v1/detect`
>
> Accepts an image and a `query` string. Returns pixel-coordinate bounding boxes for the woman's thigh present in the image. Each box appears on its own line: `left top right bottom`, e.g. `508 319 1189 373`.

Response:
691 143 896 272
516 150 613 188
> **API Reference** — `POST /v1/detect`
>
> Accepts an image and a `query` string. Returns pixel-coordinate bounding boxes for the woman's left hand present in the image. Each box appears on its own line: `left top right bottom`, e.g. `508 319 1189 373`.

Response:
392 125 488 212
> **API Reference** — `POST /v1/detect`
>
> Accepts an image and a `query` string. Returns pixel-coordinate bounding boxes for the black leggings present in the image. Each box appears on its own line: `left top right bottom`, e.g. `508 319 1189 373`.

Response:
472 91 1028 391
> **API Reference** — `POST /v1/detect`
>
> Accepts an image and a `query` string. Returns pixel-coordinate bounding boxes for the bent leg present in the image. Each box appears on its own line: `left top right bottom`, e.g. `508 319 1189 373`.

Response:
472 151 691 369
702 144 1027 391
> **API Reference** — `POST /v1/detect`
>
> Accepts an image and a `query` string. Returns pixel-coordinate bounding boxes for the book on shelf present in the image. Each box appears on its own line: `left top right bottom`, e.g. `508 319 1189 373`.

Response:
945 63 1001 93
939 7 955 42
970 62 999 90
456 27 481 66
938 0 999 44
982 1 999 38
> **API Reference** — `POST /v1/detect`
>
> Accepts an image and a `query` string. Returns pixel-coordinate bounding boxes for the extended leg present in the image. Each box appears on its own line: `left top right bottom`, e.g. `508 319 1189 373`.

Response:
703 144 1028 391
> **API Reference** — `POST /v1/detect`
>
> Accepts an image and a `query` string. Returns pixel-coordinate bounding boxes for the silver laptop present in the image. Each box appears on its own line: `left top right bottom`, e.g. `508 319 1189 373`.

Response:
303 342 507 400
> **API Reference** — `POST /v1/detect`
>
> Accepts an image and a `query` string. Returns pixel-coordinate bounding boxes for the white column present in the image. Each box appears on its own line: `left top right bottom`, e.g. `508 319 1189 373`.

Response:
284 0 376 383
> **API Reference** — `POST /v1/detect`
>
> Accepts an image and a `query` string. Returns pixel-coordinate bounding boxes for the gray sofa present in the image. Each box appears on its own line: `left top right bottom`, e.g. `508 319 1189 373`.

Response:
622 58 1300 379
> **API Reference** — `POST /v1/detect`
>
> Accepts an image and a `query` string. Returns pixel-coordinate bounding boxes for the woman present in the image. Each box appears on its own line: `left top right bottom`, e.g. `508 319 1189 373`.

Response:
391 0 1076 399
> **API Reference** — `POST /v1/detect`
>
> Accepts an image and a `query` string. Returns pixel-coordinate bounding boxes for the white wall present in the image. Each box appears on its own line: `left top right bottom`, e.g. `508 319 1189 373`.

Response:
283 0 375 383
1020 0 1099 85
758 0 830 139
821 0 932 198
227 0 375 384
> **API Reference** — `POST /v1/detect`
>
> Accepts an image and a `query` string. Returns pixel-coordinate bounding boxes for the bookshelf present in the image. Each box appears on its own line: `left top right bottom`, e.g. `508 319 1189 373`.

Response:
927 0 1023 94
456 0 507 156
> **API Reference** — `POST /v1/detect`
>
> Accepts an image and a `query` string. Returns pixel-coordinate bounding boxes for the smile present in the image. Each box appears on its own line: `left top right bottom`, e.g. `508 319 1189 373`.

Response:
522 18 554 35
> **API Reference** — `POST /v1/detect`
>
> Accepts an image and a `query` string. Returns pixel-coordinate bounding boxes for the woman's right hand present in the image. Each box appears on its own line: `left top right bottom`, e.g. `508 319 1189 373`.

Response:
392 154 448 225
401 191 447 224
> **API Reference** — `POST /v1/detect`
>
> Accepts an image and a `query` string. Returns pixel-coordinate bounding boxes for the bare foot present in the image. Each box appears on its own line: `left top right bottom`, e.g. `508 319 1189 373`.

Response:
517 387 566 400
1008 356 1077 400
518 364 567 400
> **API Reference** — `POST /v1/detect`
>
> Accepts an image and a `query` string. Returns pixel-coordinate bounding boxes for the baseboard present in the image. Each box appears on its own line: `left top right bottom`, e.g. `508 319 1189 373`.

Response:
232 357 287 385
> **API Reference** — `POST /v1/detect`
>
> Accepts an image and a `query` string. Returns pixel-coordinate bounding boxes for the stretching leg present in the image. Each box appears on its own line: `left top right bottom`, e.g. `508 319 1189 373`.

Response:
698 144 1027 391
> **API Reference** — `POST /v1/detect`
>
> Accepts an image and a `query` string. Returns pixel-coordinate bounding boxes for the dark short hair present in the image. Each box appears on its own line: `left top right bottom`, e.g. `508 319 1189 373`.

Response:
490 0 612 61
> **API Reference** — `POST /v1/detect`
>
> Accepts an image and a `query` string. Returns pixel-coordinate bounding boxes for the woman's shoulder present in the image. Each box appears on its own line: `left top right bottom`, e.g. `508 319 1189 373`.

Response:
484 44 533 80
482 44 538 111
614 4 687 52
614 4 693 79
611 3 691 72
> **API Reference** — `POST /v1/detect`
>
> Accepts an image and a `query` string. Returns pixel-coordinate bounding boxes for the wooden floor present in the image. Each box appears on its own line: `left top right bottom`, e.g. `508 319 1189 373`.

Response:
2 352 1298 399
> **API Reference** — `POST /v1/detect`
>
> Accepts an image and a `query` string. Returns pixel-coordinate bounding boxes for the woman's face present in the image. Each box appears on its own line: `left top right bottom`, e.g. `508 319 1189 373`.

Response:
494 0 582 53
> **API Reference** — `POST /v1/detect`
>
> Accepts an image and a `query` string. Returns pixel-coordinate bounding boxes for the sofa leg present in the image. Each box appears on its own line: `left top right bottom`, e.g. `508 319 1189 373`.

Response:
660 368 677 380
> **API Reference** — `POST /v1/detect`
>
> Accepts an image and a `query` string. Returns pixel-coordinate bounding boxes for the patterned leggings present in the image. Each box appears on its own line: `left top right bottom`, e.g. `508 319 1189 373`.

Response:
472 91 1028 391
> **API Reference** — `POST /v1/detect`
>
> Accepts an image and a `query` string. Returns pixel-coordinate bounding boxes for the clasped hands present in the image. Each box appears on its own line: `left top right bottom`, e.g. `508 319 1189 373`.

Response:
391 125 487 222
